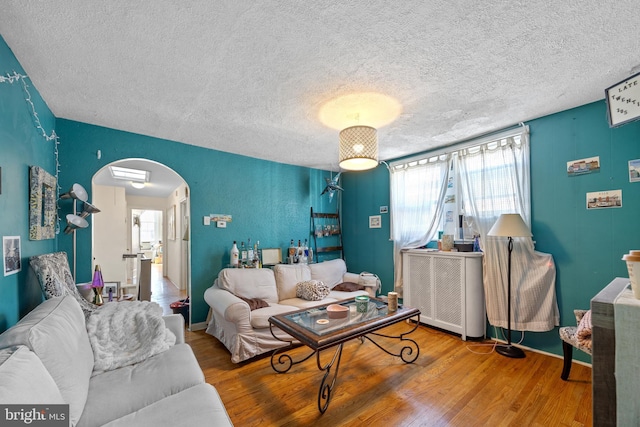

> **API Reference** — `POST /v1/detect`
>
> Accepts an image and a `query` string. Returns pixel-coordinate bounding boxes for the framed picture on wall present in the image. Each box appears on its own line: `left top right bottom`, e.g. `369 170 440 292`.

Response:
167 205 176 240
629 159 640 182
605 71 640 127
3 235 21 276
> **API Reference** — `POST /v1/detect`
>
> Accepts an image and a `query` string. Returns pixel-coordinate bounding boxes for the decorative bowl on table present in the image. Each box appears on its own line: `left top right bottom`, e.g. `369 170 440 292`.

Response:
326 304 349 319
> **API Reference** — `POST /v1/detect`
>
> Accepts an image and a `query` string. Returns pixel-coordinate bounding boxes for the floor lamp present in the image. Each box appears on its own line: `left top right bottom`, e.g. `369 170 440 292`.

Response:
487 213 532 359
60 184 100 280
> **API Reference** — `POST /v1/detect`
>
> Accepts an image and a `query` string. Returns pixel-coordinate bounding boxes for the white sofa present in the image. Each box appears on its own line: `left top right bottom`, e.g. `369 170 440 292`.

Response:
204 258 380 363
0 295 233 427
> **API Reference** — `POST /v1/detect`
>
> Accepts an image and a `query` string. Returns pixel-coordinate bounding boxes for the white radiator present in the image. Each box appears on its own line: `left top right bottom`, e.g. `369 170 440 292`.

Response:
403 249 485 340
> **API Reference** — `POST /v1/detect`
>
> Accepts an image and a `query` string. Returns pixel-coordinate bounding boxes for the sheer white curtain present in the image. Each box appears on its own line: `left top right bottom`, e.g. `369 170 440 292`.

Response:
457 131 558 331
389 155 450 295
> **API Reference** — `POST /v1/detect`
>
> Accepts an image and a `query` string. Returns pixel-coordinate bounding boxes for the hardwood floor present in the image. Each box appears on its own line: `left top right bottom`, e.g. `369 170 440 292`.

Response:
185 322 593 427
149 263 187 315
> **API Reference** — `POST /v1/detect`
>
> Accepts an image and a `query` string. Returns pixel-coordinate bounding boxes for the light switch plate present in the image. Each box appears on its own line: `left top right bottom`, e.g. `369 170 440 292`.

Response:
203 216 211 226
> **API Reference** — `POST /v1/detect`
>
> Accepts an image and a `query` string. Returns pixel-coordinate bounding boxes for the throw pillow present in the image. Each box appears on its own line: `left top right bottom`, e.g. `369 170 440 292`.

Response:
239 296 269 311
296 280 330 301
332 282 365 292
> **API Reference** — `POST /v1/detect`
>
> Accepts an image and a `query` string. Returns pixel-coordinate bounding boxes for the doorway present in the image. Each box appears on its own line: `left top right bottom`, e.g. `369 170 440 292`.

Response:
91 159 190 321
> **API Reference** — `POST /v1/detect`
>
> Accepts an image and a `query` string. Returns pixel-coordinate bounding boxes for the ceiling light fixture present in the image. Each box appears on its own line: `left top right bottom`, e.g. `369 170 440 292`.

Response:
131 181 145 189
339 125 378 171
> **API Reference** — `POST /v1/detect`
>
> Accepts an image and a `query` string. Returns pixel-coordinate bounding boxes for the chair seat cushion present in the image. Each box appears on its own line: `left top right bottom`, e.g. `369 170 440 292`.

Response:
559 326 592 355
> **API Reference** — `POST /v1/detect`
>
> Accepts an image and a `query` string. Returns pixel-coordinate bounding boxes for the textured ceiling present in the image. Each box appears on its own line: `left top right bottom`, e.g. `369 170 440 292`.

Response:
2 1 640 173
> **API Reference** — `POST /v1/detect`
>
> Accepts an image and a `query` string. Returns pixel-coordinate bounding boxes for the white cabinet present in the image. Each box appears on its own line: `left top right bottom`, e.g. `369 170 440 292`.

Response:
402 249 485 340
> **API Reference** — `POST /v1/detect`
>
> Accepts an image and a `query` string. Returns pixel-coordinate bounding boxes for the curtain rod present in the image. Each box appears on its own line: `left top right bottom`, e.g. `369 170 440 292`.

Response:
389 123 529 168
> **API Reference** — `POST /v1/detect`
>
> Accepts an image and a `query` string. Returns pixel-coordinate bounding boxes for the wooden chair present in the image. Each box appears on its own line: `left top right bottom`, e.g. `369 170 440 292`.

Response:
558 309 592 380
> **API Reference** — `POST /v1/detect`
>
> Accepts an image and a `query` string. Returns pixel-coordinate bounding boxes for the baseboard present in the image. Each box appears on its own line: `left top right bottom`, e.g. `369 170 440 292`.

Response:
189 321 207 331
491 337 592 368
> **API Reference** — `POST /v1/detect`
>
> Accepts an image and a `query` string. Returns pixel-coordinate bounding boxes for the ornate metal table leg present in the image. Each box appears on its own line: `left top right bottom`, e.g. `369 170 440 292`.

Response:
363 314 421 363
317 343 344 413
269 324 315 373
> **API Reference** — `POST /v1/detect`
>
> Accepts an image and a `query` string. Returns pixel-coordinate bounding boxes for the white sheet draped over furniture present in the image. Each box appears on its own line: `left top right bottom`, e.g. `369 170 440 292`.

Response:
457 130 559 332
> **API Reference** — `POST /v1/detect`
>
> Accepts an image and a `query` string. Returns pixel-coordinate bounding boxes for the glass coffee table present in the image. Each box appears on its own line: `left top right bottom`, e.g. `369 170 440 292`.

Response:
268 298 420 413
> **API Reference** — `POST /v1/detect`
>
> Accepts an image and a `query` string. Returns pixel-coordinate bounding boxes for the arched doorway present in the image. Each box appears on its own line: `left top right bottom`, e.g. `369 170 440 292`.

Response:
91 159 190 321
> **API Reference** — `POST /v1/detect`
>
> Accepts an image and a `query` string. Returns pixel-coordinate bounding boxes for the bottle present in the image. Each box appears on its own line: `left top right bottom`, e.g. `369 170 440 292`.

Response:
253 240 261 268
240 241 247 265
303 238 309 264
231 241 239 267
288 239 296 264
296 240 302 263
247 238 254 262
308 247 313 264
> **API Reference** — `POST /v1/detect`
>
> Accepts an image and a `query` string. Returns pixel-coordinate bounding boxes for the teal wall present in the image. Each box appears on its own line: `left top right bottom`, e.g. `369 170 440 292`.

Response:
341 166 394 291
343 100 640 362
3 27 639 364
55 120 332 324
0 36 57 331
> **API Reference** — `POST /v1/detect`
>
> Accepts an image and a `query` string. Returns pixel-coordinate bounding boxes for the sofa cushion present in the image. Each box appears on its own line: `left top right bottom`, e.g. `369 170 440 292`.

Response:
328 290 369 300
101 383 233 427
309 259 347 288
29 252 98 317
273 264 311 301
217 268 279 303
296 280 330 301
78 343 204 427
333 282 366 292
279 297 338 310
0 345 65 404
0 295 93 426
248 304 301 329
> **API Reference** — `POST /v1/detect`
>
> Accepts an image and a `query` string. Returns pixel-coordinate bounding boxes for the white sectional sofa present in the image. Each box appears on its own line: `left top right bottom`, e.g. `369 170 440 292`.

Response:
204 258 380 363
0 295 233 427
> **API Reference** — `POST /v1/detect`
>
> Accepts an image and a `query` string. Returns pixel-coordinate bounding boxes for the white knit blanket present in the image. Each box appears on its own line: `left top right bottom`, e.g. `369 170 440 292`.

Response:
86 301 176 373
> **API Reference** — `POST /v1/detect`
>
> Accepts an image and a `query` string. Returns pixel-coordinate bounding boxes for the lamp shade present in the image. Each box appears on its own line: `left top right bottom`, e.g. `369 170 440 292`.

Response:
60 183 88 202
63 214 89 234
487 213 532 237
339 125 378 171
79 202 101 218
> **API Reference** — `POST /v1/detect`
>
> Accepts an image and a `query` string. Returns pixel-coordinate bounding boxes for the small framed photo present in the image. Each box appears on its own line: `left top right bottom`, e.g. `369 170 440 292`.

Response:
3 236 21 276
586 189 622 210
629 159 640 182
369 215 382 228
102 282 120 298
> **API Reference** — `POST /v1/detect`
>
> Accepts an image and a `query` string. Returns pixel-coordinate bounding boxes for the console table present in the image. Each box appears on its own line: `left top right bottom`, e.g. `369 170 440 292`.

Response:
591 277 629 427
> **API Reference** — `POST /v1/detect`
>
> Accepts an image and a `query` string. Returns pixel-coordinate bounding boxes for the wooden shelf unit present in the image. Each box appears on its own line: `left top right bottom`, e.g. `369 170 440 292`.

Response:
310 208 343 260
